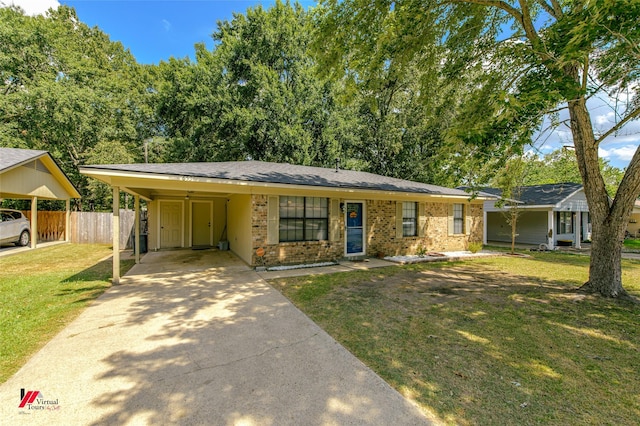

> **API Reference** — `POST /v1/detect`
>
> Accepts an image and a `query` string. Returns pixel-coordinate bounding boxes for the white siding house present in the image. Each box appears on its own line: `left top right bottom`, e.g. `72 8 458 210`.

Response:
478 183 590 249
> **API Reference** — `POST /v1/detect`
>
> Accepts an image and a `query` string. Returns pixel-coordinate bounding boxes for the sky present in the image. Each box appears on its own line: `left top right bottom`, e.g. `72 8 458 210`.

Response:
2 0 639 169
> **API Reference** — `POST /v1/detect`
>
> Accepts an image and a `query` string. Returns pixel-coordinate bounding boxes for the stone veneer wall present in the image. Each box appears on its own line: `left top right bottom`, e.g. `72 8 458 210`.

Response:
250 194 483 267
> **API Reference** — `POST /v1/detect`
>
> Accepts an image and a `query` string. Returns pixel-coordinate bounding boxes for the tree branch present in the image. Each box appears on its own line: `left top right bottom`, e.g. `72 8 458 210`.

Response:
536 0 556 18
546 104 569 115
449 0 553 62
581 55 589 93
448 0 523 24
595 105 640 145
549 0 563 17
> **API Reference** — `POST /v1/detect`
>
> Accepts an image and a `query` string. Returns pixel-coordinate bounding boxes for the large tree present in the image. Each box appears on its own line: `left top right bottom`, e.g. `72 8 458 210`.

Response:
316 0 640 298
156 0 354 167
0 5 153 207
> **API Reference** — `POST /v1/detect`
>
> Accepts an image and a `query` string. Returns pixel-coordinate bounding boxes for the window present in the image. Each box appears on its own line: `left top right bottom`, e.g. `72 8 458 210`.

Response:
557 211 573 234
279 196 328 242
453 203 464 234
402 202 418 237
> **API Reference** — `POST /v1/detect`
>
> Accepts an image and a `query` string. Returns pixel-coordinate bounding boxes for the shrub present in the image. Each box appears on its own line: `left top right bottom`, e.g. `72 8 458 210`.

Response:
468 242 483 253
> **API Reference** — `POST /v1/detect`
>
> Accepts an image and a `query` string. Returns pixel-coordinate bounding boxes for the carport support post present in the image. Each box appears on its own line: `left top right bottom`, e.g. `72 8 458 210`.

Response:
30 196 37 249
482 209 487 245
548 211 555 249
134 195 140 264
575 211 581 249
112 186 120 285
65 199 70 243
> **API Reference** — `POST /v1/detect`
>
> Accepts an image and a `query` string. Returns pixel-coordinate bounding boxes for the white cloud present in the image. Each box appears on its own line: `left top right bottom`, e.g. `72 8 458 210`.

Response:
595 111 615 126
161 19 172 32
0 0 59 16
601 145 638 160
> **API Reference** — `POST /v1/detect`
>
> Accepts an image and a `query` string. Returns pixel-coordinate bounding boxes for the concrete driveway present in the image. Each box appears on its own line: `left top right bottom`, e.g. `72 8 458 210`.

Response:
0 250 432 425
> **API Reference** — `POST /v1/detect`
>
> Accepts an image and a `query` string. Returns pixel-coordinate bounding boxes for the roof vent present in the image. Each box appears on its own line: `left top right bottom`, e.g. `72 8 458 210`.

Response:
335 158 340 173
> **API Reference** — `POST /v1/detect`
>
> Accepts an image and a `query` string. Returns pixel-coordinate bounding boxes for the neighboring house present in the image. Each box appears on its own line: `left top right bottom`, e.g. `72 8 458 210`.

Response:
0 148 81 248
628 199 640 238
476 183 590 249
80 161 488 275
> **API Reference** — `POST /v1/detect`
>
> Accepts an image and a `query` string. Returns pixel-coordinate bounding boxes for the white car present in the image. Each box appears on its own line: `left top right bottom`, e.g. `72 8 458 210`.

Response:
0 209 31 246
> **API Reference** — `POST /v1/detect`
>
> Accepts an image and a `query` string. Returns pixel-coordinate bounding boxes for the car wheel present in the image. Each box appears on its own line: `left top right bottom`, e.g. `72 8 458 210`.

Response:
17 230 30 247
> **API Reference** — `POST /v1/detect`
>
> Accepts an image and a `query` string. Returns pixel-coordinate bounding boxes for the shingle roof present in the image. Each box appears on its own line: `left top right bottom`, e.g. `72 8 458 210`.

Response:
82 161 472 197
476 183 583 206
0 147 47 172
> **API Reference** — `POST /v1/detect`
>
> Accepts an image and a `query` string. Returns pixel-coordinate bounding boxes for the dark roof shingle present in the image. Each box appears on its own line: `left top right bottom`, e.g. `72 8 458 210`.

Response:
82 161 472 197
475 183 583 205
0 147 47 172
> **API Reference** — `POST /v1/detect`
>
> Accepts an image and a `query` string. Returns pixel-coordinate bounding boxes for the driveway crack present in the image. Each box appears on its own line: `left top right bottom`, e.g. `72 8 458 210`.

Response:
195 331 321 372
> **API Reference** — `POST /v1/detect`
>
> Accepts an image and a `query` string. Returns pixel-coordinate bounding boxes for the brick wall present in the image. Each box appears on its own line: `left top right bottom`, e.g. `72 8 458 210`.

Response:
249 194 483 267
250 194 344 266
366 200 484 257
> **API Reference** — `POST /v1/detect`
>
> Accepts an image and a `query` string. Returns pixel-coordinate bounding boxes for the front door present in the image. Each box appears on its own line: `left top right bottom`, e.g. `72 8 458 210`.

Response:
192 201 212 247
160 201 182 248
345 202 365 256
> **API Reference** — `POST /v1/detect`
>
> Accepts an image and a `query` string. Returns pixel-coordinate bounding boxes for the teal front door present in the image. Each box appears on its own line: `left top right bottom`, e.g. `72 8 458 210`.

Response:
345 202 365 256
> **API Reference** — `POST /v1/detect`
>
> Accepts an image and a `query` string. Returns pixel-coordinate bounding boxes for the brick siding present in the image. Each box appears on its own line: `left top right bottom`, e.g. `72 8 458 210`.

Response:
250 194 483 267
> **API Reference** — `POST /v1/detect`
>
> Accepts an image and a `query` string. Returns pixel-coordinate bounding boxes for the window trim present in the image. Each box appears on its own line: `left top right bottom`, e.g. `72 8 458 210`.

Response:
556 211 573 234
402 201 418 237
278 196 329 243
453 203 464 235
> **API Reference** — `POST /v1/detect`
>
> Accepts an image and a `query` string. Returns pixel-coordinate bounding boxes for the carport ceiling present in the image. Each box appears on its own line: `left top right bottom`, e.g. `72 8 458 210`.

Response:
125 187 232 200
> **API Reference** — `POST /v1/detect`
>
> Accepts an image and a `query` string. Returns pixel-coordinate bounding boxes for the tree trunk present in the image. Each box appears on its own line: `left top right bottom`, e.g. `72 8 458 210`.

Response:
585 222 626 297
568 96 636 299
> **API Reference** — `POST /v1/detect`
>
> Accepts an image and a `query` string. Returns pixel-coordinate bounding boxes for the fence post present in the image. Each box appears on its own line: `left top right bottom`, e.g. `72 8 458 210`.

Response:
65 200 71 242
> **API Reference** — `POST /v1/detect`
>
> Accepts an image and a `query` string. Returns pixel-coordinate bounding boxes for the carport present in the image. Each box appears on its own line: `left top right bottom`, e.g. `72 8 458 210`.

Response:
0 148 80 248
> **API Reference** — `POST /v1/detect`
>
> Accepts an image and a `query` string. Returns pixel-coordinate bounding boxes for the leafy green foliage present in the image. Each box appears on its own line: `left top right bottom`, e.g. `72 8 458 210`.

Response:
156 1 351 167
0 6 154 208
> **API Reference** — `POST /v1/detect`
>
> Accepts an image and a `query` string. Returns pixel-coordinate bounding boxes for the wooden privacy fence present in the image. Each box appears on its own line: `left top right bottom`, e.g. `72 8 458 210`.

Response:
24 210 136 248
23 211 66 242
70 210 136 248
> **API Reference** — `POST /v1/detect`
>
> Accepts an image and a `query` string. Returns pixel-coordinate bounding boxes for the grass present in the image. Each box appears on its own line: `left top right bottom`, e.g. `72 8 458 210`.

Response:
0 244 135 383
271 251 640 426
624 238 640 250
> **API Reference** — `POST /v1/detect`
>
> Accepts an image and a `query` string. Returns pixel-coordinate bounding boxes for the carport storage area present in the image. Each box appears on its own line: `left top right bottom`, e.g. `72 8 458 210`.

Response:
152 198 227 250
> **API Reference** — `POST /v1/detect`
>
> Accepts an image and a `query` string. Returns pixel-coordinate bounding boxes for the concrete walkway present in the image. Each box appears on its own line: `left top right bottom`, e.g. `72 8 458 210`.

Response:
0 249 432 425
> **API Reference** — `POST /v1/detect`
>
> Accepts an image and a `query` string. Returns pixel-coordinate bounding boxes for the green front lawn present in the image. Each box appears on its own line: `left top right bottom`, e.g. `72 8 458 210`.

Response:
272 252 640 426
0 244 134 383
624 238 640 250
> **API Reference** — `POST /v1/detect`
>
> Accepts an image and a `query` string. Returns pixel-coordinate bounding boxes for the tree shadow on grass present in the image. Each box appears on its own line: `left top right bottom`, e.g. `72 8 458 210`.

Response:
62 258 136 283
57 258 136 303
286 262 640 425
